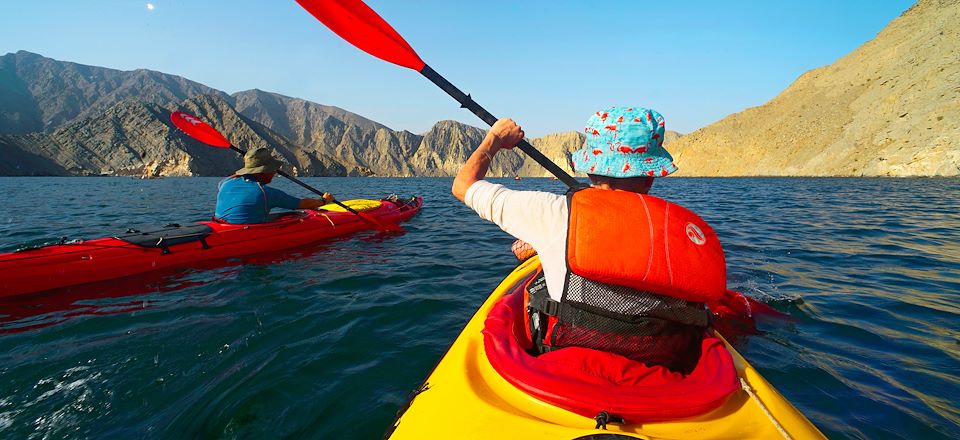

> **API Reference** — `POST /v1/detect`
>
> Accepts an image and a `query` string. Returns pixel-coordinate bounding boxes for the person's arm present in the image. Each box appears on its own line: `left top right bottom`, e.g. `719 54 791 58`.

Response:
264 186 333 211
298 193 334 210
464 181 567 250
452 118 524 202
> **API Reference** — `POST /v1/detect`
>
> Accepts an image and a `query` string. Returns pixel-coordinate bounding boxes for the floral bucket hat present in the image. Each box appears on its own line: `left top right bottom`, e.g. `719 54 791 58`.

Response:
571 106 678 178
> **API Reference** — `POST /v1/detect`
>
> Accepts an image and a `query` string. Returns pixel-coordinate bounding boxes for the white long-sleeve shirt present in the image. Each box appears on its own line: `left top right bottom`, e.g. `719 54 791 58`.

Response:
464 180 569 301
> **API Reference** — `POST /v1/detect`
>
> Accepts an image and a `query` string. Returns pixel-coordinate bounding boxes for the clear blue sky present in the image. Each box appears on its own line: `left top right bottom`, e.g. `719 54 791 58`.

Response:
1 0 914 137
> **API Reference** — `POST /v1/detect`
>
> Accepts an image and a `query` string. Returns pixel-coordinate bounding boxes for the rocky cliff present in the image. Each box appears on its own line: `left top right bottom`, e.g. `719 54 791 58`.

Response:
0 51 686 178
0 51 230 135
232 89 416 176
0 94 346 177
208 88 585 177
669 0 959 176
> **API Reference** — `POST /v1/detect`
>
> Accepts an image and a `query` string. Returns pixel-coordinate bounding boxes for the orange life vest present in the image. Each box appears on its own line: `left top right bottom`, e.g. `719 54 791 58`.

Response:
566 188 726 302
525 188 726 372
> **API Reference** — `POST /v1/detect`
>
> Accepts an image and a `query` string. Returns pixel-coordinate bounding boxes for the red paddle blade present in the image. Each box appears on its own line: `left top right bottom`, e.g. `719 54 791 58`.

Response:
358 212 405 233
296 0 426 72
708 289 794 340
170 111 231 148
710 289 789 319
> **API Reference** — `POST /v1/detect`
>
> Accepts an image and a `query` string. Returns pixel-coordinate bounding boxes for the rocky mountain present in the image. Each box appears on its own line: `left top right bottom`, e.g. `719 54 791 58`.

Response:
229 89 561 177
514 131 584 178
0 51 230 135
232 89 417 176
669 0 959 176
0 50 687 178
408 120 522 177
233 89 387 134
229 88 675 178
0 94 346 177
4 0 955 181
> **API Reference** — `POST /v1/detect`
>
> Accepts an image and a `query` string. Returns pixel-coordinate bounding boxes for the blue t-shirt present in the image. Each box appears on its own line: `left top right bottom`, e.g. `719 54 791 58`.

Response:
214 176 302 224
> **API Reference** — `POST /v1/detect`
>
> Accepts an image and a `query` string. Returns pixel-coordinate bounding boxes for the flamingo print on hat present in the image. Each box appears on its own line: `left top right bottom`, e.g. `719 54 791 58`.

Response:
571 106 678 178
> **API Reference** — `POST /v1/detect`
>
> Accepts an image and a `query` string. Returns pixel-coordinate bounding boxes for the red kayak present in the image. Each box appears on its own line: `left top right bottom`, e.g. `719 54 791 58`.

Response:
0 196 422 298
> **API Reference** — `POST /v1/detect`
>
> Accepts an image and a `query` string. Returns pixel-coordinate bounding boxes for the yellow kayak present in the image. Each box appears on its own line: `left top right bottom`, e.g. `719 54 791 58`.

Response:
386 256 825 439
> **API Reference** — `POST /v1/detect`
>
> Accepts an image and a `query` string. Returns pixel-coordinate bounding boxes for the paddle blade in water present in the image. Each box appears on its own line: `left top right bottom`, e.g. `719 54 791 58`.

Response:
296 0 426 72
359 211 406 234
711 290 788 319
709 290 794 340
170 111 231 148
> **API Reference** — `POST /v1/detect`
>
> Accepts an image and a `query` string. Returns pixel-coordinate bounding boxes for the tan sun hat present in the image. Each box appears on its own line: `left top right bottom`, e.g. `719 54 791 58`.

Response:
235 147 283 175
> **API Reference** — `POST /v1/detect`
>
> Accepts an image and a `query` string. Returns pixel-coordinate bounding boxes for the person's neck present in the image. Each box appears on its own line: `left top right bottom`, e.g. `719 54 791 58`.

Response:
591 183 651 194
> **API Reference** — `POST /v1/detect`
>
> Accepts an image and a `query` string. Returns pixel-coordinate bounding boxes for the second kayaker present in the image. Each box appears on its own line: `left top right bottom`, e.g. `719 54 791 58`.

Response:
453 107 726 373
215 147 334 224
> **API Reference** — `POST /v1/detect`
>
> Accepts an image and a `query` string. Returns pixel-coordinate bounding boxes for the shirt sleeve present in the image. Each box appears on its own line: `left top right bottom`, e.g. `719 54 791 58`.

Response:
262 186 302 211
464 180 567 251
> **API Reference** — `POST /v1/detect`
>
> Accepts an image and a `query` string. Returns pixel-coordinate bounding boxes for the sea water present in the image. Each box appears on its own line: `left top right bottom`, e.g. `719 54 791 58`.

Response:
0 177 957 439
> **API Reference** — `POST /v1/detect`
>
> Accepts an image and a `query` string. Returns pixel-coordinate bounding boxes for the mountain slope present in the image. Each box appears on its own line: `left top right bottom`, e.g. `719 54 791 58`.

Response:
232 88 420 176
669 0 959 176
5 2 955 182
0 51 230 135
0 94 347 177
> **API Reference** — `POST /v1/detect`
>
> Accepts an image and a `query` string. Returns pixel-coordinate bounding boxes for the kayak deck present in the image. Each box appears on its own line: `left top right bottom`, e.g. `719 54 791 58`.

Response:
387 257 825 439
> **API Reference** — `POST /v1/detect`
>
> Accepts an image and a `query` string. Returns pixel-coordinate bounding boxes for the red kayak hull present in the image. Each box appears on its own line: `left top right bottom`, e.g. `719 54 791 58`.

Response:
0 197 422 298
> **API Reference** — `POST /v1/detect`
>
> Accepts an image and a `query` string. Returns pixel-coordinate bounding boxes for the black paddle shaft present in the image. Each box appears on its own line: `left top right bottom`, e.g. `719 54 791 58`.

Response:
420 65 582 189
227 145 363 216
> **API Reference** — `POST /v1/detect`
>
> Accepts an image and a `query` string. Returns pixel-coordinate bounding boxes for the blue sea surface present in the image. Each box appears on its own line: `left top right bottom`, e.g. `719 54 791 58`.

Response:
0 177 957 439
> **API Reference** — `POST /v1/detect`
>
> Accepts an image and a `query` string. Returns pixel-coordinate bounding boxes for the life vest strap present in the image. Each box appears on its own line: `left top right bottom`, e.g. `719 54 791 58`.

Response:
530 285 688 333
528 287 561 317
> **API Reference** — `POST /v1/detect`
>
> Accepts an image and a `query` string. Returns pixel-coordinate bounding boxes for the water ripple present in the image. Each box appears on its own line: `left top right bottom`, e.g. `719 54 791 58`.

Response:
0 176 957 439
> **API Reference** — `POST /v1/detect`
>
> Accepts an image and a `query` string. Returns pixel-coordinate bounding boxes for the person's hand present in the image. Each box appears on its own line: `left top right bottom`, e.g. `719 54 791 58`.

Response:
487 118 524 151
322 192 335 203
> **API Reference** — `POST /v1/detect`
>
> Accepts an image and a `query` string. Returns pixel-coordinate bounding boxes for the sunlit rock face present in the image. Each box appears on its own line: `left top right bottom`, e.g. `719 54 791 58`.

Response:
668 0 960 177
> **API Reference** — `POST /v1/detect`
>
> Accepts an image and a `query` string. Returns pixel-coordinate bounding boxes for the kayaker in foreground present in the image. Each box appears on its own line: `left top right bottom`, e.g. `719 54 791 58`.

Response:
453 107 719 373
215 147 334 224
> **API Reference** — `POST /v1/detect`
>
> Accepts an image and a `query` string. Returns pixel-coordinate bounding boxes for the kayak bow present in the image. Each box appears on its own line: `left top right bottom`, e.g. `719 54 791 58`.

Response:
386 256 825 439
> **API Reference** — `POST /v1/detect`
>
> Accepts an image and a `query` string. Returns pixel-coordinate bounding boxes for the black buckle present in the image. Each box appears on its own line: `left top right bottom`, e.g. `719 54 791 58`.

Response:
528 291 562 317
594 411 625 430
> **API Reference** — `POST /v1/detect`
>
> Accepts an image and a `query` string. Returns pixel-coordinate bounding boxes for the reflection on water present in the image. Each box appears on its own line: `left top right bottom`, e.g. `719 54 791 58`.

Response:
0 176 958 439
0 240 356 333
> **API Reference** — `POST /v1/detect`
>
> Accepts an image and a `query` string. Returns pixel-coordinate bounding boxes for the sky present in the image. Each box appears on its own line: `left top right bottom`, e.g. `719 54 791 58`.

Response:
0 0 915 138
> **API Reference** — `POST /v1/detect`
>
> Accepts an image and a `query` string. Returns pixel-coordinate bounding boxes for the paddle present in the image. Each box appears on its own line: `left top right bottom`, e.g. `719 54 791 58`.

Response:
296 0 788 325
169 111 405 233
709 289 789 321
295 0 581 190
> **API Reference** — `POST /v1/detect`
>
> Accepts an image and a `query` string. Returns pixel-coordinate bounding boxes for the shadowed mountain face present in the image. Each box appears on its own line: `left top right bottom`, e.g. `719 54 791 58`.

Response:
0 51 230 135
0 52 594 177
0 95 347 177
669 0 959 177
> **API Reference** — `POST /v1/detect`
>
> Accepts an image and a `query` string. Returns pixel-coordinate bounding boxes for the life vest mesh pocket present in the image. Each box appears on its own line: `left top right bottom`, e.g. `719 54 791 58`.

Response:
550 310 705 373
552 272 710 373
563 272 710 327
